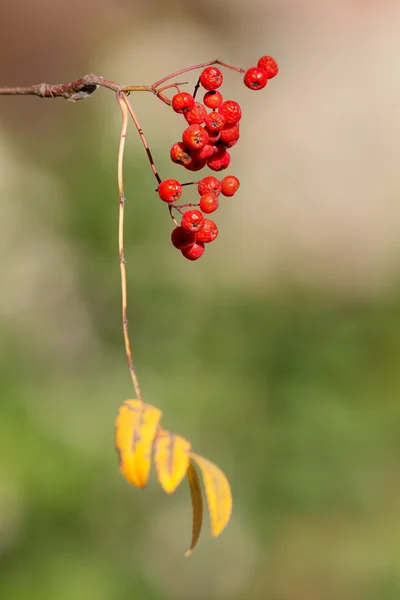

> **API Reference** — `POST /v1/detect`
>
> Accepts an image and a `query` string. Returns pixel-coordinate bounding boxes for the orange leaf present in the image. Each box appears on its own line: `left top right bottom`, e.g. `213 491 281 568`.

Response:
154 428 191 494
190 452 232 538
185 460 203 556
115 400 161 488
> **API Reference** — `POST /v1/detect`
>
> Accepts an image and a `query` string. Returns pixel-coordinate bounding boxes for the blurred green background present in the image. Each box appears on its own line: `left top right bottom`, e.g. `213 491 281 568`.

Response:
1 2 400 599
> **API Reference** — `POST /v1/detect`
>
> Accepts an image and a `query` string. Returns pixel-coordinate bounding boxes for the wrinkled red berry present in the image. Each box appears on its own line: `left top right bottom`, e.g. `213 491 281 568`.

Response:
204 128 220 144
221 175 240 196
199 192 219 214
218 100 242 124
181 209 205 233
257 56 279 79
183 157 207 171
158 179 182 203
172 92 195 114
244 67 268 91
170 142 191 165
184 102 208 125
207 149 231 171
196 219 218 243
205 111 226 132
182 124 209 152
171 226 196 249
200 67 223 91
220 123 240 143
203 90 223 109
198 176 221 196
181 241 205 261
192 144 215 160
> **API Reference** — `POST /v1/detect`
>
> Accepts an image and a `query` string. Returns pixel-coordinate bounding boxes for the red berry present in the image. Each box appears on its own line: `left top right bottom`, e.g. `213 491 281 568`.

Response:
220 123 240 143
184 101 208 125
221 175 240 196
203 90 223 109
181 209 205 233
218 100 242 124
204 127 221 145
171 227 196 249
207 150 231 172
181 241 205 261
244 67 268 91
158 179 182 203
199 192 219 214
205 111 226 132
183 157 207 171
200 67 223 91
196 219 218 243
198 176 221 196
182 124 209 152
170 142 191 165
172 92 195 114
192 144 215 160
257 56 279 79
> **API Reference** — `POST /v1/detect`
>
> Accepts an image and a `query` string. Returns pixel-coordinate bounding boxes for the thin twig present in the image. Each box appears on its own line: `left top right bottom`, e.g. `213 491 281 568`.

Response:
117 92 143 402
151 59 245 90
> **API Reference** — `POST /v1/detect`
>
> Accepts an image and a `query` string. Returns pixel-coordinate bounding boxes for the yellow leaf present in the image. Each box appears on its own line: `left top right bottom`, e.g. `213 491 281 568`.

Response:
190 452 232 538
154 427 191 494
185 460 203 556
115 400 161 488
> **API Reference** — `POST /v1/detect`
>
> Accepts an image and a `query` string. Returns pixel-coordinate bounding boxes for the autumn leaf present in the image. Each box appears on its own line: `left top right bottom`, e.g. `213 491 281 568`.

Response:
190 452 232 538
185 460 203 556
115 400 161 488
154 427 191 494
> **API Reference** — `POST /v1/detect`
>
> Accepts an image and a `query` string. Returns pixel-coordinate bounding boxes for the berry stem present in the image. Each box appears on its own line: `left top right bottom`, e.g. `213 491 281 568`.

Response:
122 94 162 185
117 92 143 403
151 59 246 90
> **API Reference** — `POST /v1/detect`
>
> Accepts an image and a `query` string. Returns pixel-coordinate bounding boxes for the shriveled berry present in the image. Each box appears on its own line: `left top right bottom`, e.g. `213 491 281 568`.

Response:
172 92 195 114
182 124 209 152
221 175 240 196
205 111 226 132
158 179 182 203
198 176 221 196
244 67 268 90
170 142 191 165
218 100 242 124
207 150 231 171
203 90 223 109
184 101 208 125
220 123 240 143
199 192 219 214
183 157 207 171
192 144 215 160
171 226 196 249
181 209 205 233
196 219 218 243
257 56 279 79
200 67 223 91
181 241 205 261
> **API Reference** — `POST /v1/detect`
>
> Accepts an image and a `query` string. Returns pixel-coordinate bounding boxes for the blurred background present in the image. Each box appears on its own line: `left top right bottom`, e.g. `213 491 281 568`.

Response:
1 1 400 599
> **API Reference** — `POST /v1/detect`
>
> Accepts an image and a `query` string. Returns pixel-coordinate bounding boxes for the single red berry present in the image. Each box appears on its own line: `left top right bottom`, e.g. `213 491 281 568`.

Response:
192 144 215 160
203 90 223 109
181 209 205 233
172 92 195 114
244 67 268 91
198 176 221 196
205 111 226 132
184 101 208 125
170 142 191 165
171 227 196 249
196 219 218 243
257 56 279 79
200 67 223 90
207 150 231 171
220 123 240 143
218 100 242 124
183 156 207 171
221 175 240 196
158 179 182 203
182 124 209 152
204 127 221 145
224 137 239 149
181 241 205 261
199 192 219 214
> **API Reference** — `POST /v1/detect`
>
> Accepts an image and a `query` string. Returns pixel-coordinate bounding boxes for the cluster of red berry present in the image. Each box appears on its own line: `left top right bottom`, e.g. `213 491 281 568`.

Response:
156 56 279 261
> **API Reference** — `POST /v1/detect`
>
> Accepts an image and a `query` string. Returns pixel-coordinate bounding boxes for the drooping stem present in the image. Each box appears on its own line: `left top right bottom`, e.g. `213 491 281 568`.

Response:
150 59 246 90
122 95 162 185
117 92 143 402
